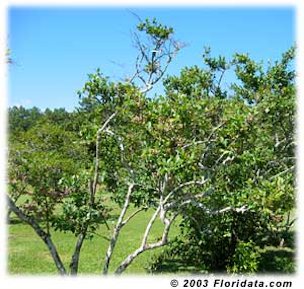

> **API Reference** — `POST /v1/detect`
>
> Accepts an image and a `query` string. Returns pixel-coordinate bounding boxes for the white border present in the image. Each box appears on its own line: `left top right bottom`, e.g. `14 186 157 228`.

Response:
296 1 304 286
0 0 8 284
1 1 302 289
1 0 301 6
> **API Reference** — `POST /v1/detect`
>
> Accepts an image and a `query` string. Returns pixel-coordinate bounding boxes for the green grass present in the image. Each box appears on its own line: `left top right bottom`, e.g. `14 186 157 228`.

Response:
8 205 179 275
9 194 295 275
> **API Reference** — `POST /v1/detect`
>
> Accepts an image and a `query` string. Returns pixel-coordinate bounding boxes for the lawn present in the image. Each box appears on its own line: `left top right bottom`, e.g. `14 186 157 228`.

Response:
7 203 180 275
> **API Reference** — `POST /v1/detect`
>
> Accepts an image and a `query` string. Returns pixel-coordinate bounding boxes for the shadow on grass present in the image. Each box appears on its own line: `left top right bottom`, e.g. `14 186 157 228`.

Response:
148 246 296 274
147 256 209 274
7 218 24 225
258 247 295 273
152 261 195 273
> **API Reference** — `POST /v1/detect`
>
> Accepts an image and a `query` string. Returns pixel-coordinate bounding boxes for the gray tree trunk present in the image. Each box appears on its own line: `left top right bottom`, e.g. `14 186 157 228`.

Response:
7 196 67 275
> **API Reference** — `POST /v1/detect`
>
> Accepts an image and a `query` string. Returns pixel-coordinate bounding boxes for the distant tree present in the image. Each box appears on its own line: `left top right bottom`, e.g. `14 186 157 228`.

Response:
8 106 42 135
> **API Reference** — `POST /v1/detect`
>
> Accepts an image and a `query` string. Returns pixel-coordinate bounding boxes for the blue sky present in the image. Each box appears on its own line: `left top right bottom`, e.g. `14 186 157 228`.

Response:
8 7 295 111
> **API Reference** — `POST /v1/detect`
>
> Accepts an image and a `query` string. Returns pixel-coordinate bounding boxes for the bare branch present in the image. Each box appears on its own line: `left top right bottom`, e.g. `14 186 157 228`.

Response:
121 207 147 226
141 206 161 248
163 178 209 204
127 9 143 23
114 211 178 274
105 128 135 178
182 140 210 150
129 26 182 94
213 150 230 166
103 183 135 274
133 32 150 63
143 212 178 250
7 196 67 275
69 229 87 275
269 165 295 181
113 177 211 274
217 68 226 88
181 200 249 216
92 112 117 201
165 190 211 211
214 205 248 214
213 151 235 167
140 83 153 94
206 121 227 143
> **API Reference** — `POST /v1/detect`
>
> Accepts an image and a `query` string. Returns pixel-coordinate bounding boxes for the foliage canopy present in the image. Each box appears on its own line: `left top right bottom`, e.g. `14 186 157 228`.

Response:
7 18 295 275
